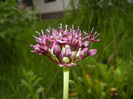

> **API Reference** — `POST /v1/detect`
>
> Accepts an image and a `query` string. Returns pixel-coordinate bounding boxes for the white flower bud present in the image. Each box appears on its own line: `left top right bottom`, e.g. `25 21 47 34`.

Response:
76 48 81 57
62 57 70 63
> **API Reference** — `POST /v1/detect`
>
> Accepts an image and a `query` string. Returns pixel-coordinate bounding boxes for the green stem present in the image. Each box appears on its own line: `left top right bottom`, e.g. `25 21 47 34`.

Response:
63 68 70 99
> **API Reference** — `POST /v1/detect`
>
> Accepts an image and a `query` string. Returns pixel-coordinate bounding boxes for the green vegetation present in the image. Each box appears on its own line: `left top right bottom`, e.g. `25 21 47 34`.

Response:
0 0 133 99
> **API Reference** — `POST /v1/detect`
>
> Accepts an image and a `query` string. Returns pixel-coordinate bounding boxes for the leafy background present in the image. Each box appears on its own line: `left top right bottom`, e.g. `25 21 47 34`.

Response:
0 0 133 99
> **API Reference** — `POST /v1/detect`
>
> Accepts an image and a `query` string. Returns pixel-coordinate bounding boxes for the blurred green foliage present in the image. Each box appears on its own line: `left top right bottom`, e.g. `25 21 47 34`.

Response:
0 0 133 99
0 0 35 62
0 0 34 38
21 68 45 99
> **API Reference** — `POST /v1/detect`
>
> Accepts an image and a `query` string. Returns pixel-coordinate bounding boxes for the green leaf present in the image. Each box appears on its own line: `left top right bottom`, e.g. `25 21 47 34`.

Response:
33 77 42 87
35 86 44 99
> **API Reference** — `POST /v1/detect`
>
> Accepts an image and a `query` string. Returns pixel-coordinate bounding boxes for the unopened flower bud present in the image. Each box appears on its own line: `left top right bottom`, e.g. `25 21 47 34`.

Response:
79 48 88 59
53 43 61 57
65 44 70 48
65 47 71 56
71 51 76 59
76 48 81 57
62 57 70 63
88 49 97 56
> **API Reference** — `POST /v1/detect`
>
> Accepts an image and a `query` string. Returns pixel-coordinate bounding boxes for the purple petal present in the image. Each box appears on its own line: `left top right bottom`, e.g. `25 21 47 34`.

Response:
91 39 101 42
65 47 71 57
88 49 97 56
59 63 76 67
52 43 61 57
84 41 90 47
79 48 88 59
78 38 82 47
57 40 67 44
41 29 45 37
71 51 76 59
60 52 65 60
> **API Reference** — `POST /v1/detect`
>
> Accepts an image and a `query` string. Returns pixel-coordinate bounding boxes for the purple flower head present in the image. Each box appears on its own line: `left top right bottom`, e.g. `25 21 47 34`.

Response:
30 24 100 67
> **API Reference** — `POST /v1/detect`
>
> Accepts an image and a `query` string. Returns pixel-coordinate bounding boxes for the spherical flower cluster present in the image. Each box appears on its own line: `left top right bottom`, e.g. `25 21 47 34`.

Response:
30 24 100 67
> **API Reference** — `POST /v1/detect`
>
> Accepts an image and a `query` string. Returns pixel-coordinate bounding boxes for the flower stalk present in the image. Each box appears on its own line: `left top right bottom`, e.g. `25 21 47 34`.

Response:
63 67 70 99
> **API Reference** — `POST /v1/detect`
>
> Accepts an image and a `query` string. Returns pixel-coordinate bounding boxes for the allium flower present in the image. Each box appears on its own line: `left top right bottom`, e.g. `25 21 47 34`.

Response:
30 24 100 67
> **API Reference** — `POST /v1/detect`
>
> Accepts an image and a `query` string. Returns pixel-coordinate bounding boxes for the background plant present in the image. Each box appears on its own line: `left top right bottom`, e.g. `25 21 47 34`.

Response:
0 0 35 63
21 68 45 99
